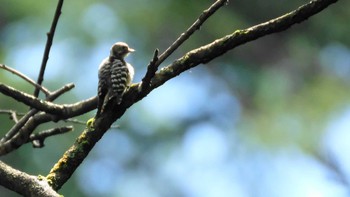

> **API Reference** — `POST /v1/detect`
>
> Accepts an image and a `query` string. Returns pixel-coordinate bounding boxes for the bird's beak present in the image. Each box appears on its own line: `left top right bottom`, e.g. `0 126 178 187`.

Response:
128 48 135 52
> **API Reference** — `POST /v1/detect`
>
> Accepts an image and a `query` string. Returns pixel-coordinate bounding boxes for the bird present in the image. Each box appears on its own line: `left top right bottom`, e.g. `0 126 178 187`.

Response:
95 42 135 117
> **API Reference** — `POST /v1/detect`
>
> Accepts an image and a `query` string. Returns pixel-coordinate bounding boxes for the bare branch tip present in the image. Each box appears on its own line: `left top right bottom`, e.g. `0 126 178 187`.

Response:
34 0 64 98
154 48 159 58
0 64 51 96
30 126 74 148
151 49 159 64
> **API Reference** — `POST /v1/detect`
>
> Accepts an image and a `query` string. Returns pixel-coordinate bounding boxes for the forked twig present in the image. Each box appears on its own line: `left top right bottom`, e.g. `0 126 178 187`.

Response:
139 0 228 92
0 83 74 144
0 110 24 123
30 126 74 148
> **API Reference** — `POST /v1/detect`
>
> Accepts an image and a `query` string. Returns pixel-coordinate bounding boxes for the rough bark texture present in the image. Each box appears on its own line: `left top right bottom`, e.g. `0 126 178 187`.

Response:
0 161 60 197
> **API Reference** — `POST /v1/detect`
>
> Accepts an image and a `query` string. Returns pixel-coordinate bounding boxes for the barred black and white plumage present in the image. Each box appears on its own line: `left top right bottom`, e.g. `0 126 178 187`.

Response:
96 42 135 117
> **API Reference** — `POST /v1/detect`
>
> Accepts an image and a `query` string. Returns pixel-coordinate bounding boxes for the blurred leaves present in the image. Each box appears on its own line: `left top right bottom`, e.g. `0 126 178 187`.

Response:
0 0 349 196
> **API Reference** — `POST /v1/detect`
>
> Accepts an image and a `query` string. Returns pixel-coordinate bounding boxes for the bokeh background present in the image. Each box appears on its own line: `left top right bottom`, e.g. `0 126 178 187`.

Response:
1 0 350 196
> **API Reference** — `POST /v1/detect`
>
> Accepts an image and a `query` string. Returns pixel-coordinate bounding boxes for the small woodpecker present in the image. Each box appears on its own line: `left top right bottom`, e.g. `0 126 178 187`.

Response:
96 42 135 117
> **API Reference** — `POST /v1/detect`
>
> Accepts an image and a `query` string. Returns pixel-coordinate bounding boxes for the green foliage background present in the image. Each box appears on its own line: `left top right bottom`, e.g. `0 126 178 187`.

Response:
0 0 349 196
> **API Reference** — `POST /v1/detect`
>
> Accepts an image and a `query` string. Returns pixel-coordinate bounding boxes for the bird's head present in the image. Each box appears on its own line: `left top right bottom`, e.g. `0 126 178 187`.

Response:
110 42 135 59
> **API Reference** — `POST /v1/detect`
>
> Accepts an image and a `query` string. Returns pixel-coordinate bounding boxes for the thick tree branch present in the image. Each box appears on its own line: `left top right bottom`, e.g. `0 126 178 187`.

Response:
47 0 338 191
140 0 228 92
47 99 127 190
148 0 339 91
34 0 64 98
0 161 60 197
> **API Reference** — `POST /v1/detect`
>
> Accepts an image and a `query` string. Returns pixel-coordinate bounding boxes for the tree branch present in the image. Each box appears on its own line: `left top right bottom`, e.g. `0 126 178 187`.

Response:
148 0 339 91
0 110 23 123
140 49 159 92
156 0 229 66
30 126 74 148
0 96 96 155
63 118 120 128
0 64 51 96
0 83 75 116
0 83 74 143
0 110 38 144
0 161 60 197
139 0 228 92
0 84 96 155
0 83 75 144
46 0 338 191
33 0 64 98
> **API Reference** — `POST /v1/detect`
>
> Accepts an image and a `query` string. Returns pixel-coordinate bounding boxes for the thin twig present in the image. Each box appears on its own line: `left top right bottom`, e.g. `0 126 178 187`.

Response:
0 83 74 144
0 110 23 123
30 126 74 148
317 152 350 187
0 84 67 115
64 118 119 128
48 83 75 101
156 0 228 66
0 96 96 155
0 64 51 96
63 118 87 125
10 113 18 123
0 0 67 146
139 0 227 93
33 0 64 98
0 110 38 144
